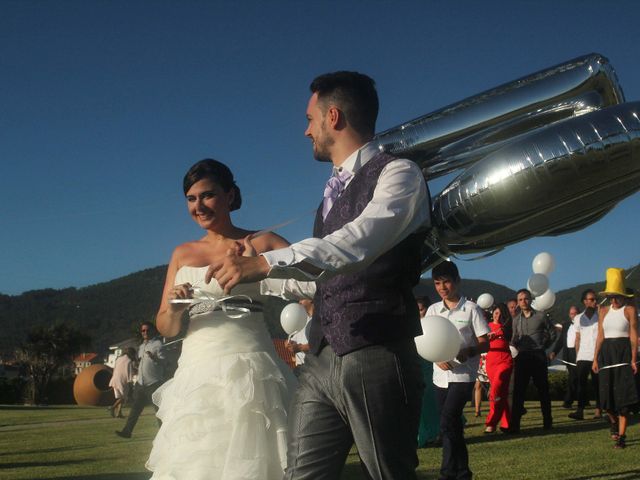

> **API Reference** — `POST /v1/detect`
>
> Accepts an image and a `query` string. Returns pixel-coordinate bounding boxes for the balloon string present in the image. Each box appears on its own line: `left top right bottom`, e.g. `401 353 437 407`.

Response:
560 360 577 367
423 236 451 263
250 208 318 240
598 361 640 371
423 234 505 265
450 247 505 263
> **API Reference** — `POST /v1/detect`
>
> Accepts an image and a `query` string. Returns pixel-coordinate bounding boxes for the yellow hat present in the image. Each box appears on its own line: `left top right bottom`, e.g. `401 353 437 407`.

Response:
599 268 634 297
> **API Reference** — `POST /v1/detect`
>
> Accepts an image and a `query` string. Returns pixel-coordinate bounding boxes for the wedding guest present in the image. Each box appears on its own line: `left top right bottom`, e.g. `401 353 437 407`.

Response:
550 305 579 409
285 299 313 367
510 289 557 433
484 303 513 433
569 290 601 420
427 261 489 480
116 322 165 438
108 347 136 418
593 268 638 449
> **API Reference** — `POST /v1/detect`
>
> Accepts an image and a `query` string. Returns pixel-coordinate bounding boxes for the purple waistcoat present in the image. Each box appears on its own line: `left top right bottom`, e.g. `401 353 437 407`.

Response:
309 151 426 356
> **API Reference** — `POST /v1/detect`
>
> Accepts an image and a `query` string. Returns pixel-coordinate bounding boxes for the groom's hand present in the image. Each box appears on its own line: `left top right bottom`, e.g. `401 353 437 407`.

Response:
205 253 270 294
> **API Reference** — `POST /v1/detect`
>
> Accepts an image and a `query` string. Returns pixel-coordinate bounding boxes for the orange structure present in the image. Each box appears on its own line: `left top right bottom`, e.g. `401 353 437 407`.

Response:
73 364 115 406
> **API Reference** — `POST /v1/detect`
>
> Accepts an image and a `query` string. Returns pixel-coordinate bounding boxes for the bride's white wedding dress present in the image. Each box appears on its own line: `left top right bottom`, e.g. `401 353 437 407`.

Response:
146 266 296 480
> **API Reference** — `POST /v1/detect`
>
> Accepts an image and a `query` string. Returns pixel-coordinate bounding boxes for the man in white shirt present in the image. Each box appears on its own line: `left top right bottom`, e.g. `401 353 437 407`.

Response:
209 71 430 479
426 261 489 480
116 322 165 439
569 289 602 420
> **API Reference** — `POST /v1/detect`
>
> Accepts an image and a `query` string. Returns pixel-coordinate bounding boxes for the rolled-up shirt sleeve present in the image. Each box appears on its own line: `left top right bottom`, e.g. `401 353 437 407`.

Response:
262 158 430 282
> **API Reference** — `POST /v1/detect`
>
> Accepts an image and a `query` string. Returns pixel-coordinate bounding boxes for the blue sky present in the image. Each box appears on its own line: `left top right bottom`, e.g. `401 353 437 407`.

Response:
2 0 639 297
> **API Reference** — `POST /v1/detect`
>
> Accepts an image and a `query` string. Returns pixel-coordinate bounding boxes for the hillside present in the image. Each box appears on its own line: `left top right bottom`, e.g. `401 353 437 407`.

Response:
0 265 290 357
547 264 640 323
414 278 516 305
1 263 637 357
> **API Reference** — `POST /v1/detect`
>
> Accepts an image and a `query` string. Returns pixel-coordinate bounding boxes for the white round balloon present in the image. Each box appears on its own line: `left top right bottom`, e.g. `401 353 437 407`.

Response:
532 252 555 275
527 273 549 297
280 303 308 335
476 293 494 310
414 315 463 363
533 289 556 311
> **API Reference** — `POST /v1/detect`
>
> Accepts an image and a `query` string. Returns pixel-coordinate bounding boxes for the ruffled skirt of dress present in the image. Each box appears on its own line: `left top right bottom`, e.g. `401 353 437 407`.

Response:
146 313 295 480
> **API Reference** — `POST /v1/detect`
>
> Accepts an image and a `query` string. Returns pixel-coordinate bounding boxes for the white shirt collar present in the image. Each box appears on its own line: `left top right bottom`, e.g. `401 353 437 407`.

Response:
334 142 378 177
438 296 467 313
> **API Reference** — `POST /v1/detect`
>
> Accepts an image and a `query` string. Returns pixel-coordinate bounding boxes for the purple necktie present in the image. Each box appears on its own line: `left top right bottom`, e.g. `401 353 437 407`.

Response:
322 170 352 220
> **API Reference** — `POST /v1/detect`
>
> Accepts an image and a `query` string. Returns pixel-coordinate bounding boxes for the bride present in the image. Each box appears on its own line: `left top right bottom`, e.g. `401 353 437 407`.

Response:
146 159 296 479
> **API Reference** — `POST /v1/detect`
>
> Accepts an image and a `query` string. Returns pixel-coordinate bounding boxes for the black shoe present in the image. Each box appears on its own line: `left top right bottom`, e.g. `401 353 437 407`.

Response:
568 410 584 420
614 434 626 449
543 421 553 430
115 430 131 439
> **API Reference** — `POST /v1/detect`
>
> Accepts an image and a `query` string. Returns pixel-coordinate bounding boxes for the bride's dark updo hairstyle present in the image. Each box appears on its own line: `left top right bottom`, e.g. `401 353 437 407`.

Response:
183 159 242 211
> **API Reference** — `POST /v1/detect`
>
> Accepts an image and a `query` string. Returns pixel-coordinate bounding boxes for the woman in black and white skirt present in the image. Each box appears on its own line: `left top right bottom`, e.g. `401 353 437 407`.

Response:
592 268 638 449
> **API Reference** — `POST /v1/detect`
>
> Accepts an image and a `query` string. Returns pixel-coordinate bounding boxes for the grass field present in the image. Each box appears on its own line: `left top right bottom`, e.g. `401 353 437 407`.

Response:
1 401 639 480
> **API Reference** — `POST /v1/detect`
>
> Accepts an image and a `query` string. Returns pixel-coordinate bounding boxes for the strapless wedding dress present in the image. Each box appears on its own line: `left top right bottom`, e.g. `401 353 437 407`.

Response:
146 266 296 480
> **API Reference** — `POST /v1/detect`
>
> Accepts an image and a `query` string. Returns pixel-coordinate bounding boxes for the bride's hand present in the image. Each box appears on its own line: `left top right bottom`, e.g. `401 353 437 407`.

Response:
241 235 256 257
168 283 192 311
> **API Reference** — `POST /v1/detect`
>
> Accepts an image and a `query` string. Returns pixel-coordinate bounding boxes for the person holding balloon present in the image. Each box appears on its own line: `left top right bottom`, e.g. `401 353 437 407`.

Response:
509 288 557 433
284 299 313 367
425 261 489 480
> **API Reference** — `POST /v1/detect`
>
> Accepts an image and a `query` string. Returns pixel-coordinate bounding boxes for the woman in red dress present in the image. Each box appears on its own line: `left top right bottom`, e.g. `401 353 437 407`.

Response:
484 303 514 433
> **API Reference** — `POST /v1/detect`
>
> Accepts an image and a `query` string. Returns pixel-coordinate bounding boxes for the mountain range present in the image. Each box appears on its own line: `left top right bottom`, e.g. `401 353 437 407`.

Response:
1 263 638 358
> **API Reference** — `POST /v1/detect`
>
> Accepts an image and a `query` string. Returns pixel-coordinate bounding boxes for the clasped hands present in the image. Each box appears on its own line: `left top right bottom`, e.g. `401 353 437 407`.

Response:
205 235 270 294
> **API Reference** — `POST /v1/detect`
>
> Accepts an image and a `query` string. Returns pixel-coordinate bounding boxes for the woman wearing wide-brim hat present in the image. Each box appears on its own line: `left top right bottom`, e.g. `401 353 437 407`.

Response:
592 268 638 449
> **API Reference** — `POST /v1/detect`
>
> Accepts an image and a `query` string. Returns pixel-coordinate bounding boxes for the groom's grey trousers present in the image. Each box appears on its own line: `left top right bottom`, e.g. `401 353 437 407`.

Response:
284 339 424 480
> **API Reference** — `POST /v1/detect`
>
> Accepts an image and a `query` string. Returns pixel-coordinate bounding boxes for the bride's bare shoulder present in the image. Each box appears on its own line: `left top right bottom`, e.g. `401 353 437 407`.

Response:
251 231 290 253
172 240 209 265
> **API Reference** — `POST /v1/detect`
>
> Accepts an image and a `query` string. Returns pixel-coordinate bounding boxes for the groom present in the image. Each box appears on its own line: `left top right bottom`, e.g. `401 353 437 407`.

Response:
209 71 430 479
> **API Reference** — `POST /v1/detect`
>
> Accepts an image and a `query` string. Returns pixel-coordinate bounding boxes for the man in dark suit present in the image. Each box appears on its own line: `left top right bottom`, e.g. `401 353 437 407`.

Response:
209 71 430 479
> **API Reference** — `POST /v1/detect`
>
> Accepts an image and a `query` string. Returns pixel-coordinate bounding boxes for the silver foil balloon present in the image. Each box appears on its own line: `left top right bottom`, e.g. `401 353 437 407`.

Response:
374 53 625 178
428 102 640 262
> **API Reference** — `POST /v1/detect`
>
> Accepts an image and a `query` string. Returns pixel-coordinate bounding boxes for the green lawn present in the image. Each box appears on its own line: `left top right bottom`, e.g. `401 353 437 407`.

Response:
0 401 638 480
